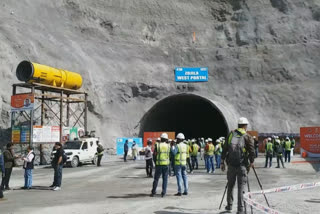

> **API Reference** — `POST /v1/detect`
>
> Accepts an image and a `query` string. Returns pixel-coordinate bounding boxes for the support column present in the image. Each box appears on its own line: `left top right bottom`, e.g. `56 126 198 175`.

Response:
84 93 88 134
40 90 45 165
30 86 35 148
66 94 70 127
60 91 63 143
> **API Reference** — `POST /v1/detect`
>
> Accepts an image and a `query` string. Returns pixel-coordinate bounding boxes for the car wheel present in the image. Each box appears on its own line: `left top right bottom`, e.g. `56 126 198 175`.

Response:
71 156 79 168
92 155 97 165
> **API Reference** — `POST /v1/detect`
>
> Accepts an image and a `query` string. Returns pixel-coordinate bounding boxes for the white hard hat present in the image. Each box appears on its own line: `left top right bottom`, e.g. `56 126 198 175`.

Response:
168 139 172 142
238 117 249 125
176 133 185 140
276 139 280 143
192 139 195 142
286 137 289 140
161 133 168 139
268 137 271 141
208 138 212 142
216 139 220 143
157 138 161 141
253 136 256 139
205 140 208 143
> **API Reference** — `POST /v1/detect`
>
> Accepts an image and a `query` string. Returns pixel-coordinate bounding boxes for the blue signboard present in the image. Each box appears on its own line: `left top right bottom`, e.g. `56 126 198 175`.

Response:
175 67 208 82
116 137 143 155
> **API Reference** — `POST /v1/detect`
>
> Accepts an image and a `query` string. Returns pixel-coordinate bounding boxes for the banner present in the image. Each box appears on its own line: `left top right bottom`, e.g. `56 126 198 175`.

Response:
116 138 143 155
11 94 34 112
300 127 320 157
143 132 176 147
32 126 60 143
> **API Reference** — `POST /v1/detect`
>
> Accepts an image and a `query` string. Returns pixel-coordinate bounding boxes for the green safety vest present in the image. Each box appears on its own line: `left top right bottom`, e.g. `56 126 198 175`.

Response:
285 140 291 151
175 143 187 165
191 144 199 156
156 143 170 166
206 144 215 156
215 143 222 155
266 142 273 153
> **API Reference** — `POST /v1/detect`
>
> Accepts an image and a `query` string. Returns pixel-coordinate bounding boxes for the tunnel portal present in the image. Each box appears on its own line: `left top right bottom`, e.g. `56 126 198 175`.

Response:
139 94 229 141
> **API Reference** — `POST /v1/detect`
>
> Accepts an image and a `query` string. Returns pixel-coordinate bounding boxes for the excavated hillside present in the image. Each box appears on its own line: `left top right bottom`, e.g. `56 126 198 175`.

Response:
0 0 319 148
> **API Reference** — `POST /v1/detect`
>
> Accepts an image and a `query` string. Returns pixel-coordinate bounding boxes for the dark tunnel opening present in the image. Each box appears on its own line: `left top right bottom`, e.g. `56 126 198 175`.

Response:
16 60 34 82
139 94 229 141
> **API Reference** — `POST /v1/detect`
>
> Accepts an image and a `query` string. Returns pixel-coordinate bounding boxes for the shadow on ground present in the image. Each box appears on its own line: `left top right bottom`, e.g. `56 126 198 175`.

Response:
107 193 150 199
305 199 320 203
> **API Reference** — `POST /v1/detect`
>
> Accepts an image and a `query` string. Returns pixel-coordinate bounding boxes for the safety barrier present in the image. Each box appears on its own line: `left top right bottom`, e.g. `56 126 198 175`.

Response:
243 181 320 214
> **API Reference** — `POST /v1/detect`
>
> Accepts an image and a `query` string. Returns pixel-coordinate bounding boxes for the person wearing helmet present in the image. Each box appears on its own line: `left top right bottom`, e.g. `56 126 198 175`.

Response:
191 139 200 170
150 133 170 197
284 137 292 163
145 140 153 177
171 133 189 196
264 138 273 168
132 141 138 161
204 139 208 166
205 138 215 173
274 139 285 168
221 117 255 214
184 140 193 173
214 139 222 169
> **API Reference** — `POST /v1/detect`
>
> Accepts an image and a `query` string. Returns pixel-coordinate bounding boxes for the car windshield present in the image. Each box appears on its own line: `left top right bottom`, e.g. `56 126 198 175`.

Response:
64 141 82 150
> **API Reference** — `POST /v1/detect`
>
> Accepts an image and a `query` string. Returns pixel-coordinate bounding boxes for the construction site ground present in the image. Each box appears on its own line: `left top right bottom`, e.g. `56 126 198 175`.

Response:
0 154 319 214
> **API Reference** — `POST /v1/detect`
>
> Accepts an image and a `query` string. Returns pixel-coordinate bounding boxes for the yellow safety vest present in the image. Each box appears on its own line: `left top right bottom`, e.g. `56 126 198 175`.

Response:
175 143 187 165
156 143 170 166
186 144 190 158
266 142 273 153
206 144 215 156
191 144 199 156
285 140 291 151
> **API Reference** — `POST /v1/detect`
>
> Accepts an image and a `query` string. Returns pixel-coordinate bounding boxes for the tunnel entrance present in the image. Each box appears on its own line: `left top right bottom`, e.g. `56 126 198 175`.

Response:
139 94 229 140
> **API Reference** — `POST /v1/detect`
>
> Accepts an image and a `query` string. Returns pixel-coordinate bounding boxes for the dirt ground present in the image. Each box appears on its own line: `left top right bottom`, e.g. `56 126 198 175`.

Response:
0 154 319 214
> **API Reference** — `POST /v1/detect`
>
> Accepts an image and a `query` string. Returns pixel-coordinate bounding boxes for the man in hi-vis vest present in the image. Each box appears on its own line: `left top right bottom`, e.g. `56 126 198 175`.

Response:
150 133 170 198
171 133 189 196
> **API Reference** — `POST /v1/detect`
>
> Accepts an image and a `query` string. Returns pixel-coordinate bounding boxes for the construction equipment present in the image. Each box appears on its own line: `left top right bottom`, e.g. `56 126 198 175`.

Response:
252 166 270 207
16 61 83 90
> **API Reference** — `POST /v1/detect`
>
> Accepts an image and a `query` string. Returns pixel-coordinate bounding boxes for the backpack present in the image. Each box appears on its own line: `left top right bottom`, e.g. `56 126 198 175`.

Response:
227 130 246 167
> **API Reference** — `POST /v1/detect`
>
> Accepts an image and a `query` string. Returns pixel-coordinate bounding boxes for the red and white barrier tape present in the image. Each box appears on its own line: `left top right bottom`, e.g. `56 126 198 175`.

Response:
243 181 320 214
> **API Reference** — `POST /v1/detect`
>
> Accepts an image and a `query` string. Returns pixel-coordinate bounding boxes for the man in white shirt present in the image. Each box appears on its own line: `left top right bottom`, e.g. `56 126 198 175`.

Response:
145 140 153 177
21 146 35 190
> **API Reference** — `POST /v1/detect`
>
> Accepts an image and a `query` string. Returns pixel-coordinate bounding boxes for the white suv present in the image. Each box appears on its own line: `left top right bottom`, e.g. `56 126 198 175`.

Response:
64 137 99 167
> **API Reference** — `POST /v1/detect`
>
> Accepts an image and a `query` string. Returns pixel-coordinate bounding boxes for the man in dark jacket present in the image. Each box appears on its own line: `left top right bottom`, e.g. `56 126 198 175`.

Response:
221 117 255 214
124 140 129 162
50 142 63 191
96 142 104 167
1 143 15 191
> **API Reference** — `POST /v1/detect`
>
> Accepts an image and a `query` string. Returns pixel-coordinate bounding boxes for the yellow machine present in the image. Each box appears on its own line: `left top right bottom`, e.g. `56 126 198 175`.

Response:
16 61 83 90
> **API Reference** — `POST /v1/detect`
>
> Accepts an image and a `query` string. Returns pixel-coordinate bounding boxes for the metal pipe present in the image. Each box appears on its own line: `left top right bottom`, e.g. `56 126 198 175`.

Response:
16 61 82 90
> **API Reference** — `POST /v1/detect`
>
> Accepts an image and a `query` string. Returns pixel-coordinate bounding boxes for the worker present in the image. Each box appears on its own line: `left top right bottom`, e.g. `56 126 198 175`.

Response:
132 141 138 161
200 138 205 161
191 140 199 170
172 133 188 196
185 140 193 173
214 139 222 169
150 133 170 198
291 137 296 155
253 136 259 158
167 139 173 176
205 138 215 173
170 139 176 176
274 139 285 168
221 117 255 214
284 137 292 163
264 138 273 168
145 140 153 177
124 140 129 162
96 142 104 167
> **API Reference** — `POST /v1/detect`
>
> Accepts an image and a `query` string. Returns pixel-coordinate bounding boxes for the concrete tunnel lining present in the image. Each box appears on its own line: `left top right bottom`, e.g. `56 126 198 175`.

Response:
139 93 232 140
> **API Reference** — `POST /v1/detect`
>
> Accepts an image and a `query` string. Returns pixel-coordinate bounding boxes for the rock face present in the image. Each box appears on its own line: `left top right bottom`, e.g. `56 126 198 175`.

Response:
0 0 319 148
